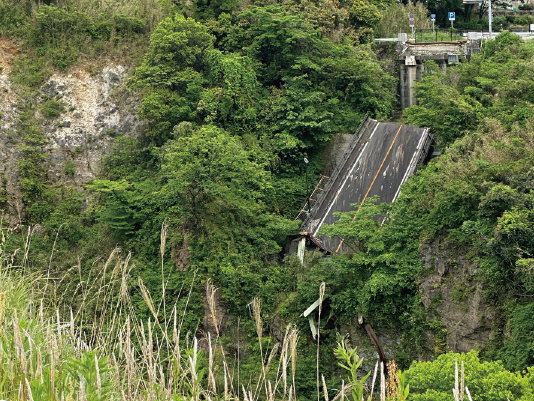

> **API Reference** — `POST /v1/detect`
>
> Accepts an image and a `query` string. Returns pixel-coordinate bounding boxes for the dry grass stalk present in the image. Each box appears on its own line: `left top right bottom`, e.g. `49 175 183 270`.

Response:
370 361 378 400
465 387 473 401
317 282 326 401
139 278 158 323
0 291 6 326
79 378 87 401
22 225 32 272
282 340 288 397
39 299 44 324
321 374 329 401
125 317 133 400
45 224 64 294
206 279 221 338
173 305 181 378
37 348 43 384
159 219 169 318
252 297 262 342
454 360 459 401
111 353 120 388
341 380 344 401
13 311 27 376
56 309 63 349
49 326 56 395
167 361 175 400
267 342 280 375
148 319 155 400
23 328 34 380
265 340 287 398
380 362 385 401
273 326 290 395
289 325 299 400
95 353 101 398
224 360 229 401
159 364 168 400
251 297 268 400
208 332 217 393
70 308 75 339
461 361 465 401
25 377 35 401
188 337 200 401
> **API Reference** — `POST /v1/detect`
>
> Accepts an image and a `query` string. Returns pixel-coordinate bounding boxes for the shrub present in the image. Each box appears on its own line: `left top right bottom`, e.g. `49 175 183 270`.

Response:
41 99 65 119
497 303 534 371
406 351 534 401
64 160 76 177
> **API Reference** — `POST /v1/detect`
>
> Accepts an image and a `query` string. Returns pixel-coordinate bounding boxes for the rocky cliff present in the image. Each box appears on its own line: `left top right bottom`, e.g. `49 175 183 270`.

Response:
0 38 146 223
419 235 494 353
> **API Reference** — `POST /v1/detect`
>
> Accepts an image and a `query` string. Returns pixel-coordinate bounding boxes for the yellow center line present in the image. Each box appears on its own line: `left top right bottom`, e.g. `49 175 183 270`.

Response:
335 124 403 253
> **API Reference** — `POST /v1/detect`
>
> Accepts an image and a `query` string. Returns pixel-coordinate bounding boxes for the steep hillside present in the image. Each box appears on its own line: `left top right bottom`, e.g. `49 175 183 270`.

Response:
2 0 534 400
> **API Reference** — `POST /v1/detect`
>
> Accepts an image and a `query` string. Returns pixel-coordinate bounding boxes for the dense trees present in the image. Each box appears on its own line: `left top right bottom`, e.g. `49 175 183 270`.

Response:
5 0 534 397
405 32 534 146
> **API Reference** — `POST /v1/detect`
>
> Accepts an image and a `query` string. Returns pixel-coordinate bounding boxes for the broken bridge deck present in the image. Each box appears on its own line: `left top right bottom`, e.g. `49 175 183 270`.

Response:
300 116 431 253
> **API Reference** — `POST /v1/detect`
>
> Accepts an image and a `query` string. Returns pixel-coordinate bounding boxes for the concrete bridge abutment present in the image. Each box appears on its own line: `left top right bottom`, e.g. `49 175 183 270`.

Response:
397 34 481 110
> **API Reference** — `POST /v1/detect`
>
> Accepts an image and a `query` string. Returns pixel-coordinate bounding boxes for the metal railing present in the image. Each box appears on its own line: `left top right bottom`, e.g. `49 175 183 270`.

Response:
413 29 469 43
300 113 371 232
294 174 330 221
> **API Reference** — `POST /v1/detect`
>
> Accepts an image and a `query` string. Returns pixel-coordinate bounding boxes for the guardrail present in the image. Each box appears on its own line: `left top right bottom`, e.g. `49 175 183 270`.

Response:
413 29 470 43
300 113 371 232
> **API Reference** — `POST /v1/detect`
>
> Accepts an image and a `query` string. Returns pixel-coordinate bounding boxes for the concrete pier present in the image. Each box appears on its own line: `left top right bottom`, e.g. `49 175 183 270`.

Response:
397 35 481 109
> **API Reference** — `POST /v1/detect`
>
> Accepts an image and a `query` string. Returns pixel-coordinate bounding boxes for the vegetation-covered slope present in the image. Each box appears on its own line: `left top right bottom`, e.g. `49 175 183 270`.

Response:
2 0 534 399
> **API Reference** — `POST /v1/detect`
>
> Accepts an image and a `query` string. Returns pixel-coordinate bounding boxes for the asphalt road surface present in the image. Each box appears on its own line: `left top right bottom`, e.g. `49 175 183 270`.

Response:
303 120 429 252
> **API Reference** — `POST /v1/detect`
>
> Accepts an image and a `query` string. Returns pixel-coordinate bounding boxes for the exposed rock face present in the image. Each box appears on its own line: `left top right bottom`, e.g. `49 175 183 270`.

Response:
321 132 353 177
419 236 494 353
39 66 146 185
0 59 147 222
341 319 398 371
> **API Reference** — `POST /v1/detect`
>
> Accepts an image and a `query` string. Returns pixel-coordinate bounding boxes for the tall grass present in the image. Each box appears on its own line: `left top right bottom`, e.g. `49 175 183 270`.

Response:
0 222 400 400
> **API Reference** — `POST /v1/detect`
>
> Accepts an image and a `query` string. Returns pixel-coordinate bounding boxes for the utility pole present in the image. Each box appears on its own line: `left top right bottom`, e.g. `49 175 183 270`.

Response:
304 157 310 212
488 0 492 38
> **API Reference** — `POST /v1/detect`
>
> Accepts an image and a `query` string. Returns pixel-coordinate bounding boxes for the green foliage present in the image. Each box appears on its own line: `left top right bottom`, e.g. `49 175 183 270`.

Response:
41 99 65 119
406 351 534 401
65 351 114 401
334 339 371 401
5 3 154 87
129 15 214 90
15 108 55 223
161 125 268 229
87 179 146 238
377 2 431 38
63 160 76 178
497 303 534 371
6 1 534 399
405 34 534 147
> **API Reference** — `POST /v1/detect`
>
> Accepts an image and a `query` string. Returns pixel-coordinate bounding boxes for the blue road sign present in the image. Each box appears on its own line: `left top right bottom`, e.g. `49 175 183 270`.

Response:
410 20 415 26
431 14 436 19
448 12 455 21
409 13 414 19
